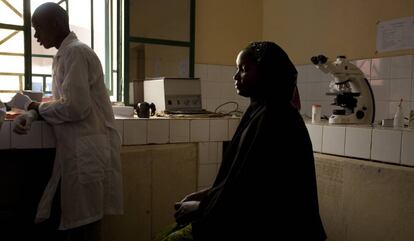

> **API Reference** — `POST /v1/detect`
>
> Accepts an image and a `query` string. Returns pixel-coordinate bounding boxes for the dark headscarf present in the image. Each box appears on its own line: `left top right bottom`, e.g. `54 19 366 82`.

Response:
243 41 298 102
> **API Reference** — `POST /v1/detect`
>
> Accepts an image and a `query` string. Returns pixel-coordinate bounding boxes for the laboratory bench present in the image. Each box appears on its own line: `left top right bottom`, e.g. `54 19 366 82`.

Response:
0 116 241 149
3 117 414 240
305 120 414 167
0 116 239 241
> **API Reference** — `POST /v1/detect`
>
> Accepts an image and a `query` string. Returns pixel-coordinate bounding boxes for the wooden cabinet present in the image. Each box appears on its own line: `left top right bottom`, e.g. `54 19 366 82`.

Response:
101 143 197 241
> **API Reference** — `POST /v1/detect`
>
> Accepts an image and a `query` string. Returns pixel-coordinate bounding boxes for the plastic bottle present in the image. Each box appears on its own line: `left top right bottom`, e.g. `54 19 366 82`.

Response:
393 98 404 128
312 104 322 123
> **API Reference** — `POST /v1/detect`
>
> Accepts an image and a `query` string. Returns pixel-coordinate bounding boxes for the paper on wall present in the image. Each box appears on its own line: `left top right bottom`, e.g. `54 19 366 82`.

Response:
376 16 414 53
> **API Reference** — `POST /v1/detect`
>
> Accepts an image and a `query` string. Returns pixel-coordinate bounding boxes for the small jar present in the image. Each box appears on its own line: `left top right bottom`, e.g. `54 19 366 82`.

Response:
312 104 321 123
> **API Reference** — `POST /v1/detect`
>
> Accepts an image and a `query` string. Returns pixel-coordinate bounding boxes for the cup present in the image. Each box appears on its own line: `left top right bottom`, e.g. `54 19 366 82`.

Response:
136 102 156 118
312 104 321 123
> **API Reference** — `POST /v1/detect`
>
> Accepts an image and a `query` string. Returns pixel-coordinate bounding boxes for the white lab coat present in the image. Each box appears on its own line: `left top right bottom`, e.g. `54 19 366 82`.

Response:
36 32 123 230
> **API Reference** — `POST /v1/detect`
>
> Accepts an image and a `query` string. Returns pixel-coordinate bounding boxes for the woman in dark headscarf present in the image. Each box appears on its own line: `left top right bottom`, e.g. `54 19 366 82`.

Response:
157 42 326 241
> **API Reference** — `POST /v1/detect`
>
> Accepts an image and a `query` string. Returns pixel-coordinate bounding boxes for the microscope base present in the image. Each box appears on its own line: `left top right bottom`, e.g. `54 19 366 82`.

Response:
329 114 368 124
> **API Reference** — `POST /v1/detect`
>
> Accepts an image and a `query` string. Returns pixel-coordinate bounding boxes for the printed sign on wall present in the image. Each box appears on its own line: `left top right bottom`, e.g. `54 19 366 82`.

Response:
376 16 414 53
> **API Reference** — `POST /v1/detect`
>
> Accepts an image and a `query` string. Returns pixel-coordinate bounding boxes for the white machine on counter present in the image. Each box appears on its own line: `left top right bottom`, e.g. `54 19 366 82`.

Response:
311 55 375 124
143 77 204 114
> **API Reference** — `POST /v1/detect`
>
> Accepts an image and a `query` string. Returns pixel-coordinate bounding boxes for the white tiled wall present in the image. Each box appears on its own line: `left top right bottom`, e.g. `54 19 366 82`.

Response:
195 64 250 114
197 55 414 123
195 57 413 186
169 120 190 143
2 117 236 192
306 123 323 152
123 118 233 189
197 142 223 190
322 126 346 155
147 119 169 144
345 127 372 159
123 119 147 145
190 119 210 142
371 129 402 164
296 55 414 123
210 119 228 141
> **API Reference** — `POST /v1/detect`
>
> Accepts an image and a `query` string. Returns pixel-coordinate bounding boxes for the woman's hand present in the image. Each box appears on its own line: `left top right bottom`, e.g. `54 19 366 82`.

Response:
174 201 200 225
174 188 210 211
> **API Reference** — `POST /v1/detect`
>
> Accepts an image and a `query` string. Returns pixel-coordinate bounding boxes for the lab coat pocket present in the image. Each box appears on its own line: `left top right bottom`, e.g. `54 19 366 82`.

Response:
76 134 110 183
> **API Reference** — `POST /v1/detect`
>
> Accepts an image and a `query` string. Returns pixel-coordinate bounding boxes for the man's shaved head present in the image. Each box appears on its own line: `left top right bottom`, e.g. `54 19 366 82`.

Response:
32 2 70 49
32 2 69 31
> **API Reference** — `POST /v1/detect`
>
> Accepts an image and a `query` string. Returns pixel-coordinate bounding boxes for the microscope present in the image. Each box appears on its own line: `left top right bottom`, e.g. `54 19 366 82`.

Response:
311 55 375 124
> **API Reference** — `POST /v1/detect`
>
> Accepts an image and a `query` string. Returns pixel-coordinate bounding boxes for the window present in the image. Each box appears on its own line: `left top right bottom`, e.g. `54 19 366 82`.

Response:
0 0 25 102
124 0 195 105
0 0 120 102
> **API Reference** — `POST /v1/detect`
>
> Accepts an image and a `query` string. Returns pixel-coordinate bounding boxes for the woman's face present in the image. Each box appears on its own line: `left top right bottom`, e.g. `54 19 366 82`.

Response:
233 50 259 98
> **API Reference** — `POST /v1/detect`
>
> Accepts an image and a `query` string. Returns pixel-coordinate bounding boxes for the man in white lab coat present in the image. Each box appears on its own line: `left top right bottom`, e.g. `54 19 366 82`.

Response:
13 2 123 240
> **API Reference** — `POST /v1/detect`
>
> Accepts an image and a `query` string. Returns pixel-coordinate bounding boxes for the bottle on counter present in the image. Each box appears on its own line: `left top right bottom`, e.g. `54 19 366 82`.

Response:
312 104 322 123
393 98 404 128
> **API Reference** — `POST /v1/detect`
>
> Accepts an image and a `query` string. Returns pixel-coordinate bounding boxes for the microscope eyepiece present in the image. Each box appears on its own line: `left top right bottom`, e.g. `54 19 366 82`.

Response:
317 55 328 64
311 56 319 65
311 55 328 65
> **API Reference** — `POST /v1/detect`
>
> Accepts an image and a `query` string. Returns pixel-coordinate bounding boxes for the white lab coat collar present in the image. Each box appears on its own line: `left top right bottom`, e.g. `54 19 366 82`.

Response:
55 32 78 57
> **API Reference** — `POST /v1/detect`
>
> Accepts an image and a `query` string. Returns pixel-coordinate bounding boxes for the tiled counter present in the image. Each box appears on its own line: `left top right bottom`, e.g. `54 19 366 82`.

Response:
5 117 413 185
0 116 240 190
0 117 240 149
306 122 414 167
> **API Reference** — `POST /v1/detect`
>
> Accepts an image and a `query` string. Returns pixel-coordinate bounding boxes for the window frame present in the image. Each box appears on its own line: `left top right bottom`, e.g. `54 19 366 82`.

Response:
0 1 27 94
122 0 195 104
0 0 120 99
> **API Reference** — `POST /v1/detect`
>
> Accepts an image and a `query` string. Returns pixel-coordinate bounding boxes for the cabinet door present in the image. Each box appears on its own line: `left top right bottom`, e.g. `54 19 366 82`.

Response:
101 144 197 241
151 143 197 240
101 146 152 241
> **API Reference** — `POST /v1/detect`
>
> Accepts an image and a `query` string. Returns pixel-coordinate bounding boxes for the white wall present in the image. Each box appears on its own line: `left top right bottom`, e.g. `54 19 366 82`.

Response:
197 54 414 124
195 64 249 114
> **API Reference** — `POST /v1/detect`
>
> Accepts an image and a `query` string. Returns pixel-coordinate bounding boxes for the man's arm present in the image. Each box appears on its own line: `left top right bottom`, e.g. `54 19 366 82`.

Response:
38 48 92 124
27 102 43 120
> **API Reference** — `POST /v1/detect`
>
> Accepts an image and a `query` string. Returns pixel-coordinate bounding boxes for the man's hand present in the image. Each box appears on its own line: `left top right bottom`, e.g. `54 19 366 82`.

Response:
13 109 38 134
8 93 33 110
